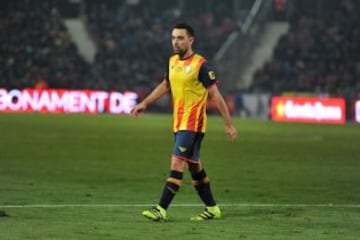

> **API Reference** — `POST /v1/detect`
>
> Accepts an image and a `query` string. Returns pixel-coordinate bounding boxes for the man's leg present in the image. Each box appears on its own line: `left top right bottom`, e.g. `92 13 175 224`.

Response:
142 157 186 221
189 163 221 221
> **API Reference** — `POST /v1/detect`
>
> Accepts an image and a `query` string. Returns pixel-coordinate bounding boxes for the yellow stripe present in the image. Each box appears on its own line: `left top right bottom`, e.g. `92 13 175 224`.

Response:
192 176 210 186
192 180 201 186
203 176 210 184
167 177 182 186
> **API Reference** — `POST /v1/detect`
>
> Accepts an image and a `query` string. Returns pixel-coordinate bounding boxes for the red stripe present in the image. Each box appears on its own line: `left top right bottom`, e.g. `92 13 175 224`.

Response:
207 80 219 89
187 101 200 131
197 105 205 132
184 55 194 66
175 101 185 131
172 154 200 164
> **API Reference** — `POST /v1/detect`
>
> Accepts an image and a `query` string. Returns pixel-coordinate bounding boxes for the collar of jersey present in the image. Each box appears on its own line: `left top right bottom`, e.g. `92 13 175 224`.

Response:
179 52 195 61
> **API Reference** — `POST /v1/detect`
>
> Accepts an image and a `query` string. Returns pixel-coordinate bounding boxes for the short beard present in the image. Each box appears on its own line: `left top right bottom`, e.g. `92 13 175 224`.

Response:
174 49 186 59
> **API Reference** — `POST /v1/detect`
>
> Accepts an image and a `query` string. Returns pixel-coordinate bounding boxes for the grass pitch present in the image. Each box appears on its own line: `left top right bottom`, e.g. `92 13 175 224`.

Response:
0 113 359 240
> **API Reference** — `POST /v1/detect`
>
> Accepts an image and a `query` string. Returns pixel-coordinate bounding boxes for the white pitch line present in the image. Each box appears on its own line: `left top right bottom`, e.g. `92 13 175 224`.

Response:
1 203 360 209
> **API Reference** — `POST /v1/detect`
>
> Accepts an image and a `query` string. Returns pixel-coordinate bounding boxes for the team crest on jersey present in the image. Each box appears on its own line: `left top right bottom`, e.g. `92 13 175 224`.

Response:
208 71 216 80
185 65 192 73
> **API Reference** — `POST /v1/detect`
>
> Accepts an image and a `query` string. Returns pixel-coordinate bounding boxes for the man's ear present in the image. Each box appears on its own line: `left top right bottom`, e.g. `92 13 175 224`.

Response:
189 36 194 45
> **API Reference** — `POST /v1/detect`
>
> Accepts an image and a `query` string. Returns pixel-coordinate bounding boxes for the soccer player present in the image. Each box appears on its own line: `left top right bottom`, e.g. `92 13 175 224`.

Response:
131 23 237 221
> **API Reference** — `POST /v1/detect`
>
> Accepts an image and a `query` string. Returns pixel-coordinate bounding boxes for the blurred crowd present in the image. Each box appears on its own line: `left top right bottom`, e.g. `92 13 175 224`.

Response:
2 0 359 102
251 0 360 100
84 0 237 92
0 0 91 90
0 0 237 93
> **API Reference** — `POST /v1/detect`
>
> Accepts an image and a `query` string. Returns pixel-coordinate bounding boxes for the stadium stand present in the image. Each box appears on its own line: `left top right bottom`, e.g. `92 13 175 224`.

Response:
1 0 238 94
3 0 358 115
83 0 237 92
250 0 360 100
0 0 91 90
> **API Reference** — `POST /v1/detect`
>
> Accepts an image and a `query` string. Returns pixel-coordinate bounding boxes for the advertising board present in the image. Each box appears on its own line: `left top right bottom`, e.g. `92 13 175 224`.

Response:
0 88 138 114
271 96 345 124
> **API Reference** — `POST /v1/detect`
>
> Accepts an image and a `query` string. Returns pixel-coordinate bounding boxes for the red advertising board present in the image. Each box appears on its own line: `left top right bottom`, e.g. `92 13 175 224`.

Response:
271 96 345 124
0 88 138 114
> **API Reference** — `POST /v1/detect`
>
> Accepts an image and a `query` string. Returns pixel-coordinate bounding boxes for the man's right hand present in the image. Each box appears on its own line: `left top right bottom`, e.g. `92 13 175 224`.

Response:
130 103 146 117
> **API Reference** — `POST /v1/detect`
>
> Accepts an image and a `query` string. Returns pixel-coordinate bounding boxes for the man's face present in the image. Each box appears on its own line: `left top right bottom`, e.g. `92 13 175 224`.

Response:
171 28 194 58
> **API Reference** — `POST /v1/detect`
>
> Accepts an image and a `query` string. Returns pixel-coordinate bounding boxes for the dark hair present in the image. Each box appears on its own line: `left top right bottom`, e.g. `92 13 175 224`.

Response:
172 23 195 37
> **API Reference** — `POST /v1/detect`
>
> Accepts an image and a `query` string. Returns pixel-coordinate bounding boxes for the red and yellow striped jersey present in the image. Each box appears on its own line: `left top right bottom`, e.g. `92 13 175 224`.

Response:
165 53 217 133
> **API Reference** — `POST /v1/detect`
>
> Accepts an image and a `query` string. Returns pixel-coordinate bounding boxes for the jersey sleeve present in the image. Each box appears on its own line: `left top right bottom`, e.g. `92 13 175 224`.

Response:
198 62 218 88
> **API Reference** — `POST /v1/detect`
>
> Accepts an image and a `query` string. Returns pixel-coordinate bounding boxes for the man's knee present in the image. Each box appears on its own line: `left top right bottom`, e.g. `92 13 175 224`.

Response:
170 156 186 171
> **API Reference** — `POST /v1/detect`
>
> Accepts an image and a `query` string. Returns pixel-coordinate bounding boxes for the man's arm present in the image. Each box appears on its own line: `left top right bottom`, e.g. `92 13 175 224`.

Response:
131 79 170 117
208 84 237 142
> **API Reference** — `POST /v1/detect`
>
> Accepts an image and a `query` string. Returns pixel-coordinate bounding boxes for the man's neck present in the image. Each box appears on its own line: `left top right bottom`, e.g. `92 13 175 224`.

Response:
179 50 194 60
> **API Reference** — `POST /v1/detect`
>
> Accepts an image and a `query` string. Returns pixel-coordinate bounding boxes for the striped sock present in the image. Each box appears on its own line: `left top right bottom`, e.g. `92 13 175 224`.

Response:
159 170 183 209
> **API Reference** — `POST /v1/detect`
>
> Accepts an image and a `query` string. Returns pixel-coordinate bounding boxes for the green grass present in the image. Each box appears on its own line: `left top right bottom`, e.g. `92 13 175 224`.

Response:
0 113 360 240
